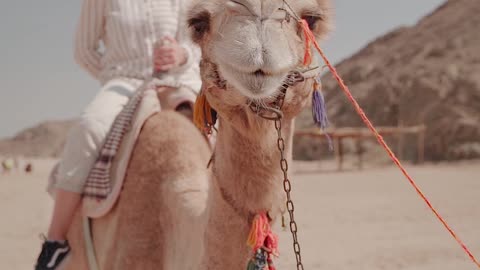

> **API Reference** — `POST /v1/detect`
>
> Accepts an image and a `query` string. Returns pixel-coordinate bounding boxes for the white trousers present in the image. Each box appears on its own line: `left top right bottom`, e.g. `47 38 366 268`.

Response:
53 79 196 193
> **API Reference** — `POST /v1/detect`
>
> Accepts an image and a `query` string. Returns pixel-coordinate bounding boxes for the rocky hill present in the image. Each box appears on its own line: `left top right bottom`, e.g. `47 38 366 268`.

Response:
0 120 76 158
295 0 480 161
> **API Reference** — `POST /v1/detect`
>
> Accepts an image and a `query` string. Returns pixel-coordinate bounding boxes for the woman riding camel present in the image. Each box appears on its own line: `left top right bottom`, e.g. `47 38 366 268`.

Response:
34 0 200 269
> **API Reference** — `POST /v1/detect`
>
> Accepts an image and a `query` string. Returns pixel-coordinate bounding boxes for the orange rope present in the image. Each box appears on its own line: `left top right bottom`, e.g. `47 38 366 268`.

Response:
299 19 480 269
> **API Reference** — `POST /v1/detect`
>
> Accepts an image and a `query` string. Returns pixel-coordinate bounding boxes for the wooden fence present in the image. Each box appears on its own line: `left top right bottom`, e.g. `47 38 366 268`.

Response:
295 125 426 171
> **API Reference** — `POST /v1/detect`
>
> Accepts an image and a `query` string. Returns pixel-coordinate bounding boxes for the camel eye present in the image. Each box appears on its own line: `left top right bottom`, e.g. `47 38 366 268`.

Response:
188 11 211 42
302 15 321 30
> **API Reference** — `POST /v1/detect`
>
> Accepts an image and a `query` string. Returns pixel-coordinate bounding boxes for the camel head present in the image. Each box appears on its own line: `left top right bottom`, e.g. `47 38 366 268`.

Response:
188 0 332 133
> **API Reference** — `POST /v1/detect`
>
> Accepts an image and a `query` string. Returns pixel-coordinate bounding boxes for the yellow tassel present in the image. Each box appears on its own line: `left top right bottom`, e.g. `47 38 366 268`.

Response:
193 90 215 133
247 215 261 248
193 91 206 129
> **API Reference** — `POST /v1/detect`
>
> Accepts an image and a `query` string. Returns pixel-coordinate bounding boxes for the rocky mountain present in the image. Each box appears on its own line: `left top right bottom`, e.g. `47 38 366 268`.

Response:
0 120 76 158
295 0 480 161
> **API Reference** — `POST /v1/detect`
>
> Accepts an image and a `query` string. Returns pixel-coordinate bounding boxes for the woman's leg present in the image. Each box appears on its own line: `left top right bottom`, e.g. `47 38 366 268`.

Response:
36 80 136 270
46 190 82 241
50 81 136 239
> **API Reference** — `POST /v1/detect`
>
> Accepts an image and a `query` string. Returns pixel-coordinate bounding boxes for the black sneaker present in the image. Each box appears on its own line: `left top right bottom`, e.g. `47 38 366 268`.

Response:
34 239 70 270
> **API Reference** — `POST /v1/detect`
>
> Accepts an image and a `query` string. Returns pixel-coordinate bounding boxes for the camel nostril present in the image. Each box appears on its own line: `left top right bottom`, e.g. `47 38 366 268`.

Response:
253 70 266 76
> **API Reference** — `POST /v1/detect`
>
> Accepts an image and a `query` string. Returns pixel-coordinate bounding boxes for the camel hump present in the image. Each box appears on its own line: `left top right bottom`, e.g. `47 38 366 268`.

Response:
69 111 211 270
131 110 211 178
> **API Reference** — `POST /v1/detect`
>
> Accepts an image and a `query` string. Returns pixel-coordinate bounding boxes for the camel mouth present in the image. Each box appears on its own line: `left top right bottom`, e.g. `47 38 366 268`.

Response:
242 71 286 98
218 63 288 99
252 70 267 77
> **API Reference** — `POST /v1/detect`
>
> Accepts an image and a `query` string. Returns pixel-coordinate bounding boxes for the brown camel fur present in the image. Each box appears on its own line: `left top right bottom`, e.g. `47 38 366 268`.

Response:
64 112 211 270
62 0 331 269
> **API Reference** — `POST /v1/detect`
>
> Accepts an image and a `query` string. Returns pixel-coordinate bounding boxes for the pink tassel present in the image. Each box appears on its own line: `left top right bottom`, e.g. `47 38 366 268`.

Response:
247 213 279 267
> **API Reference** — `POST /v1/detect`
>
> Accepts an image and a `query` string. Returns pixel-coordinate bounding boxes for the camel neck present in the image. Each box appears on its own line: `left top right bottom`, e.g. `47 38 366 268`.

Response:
212 116 295 216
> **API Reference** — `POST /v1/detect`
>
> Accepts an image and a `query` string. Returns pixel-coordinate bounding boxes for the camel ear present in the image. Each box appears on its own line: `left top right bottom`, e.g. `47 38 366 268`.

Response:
301 0 332 41
188 9 211 44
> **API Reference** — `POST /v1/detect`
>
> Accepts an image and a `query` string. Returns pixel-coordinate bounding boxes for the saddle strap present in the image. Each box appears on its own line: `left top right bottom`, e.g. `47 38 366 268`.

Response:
83 216 100 270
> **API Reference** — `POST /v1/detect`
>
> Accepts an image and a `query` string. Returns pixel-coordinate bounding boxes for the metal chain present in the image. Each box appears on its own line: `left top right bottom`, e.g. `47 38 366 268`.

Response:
274 117 304 270
246 69 311 270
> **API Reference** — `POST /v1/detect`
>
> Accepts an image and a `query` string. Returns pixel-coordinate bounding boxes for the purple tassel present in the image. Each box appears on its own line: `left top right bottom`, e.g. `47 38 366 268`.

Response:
312 88 334 151
312 89 329 129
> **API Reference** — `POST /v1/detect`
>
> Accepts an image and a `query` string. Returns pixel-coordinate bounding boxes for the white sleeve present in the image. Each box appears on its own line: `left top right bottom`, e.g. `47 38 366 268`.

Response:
73 0 106 80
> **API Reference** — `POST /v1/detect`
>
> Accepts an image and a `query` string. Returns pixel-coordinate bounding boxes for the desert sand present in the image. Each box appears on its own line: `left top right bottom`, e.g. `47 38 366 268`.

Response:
1 159 479 269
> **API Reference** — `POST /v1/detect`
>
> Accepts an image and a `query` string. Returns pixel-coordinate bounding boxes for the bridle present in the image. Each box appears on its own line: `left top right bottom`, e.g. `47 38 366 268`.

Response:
202 59 321 120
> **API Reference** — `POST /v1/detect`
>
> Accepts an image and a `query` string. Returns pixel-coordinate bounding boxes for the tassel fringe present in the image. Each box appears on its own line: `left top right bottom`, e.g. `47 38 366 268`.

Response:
193 90 217 134
312 81 333 150
312 81 329 130
247 213 279 270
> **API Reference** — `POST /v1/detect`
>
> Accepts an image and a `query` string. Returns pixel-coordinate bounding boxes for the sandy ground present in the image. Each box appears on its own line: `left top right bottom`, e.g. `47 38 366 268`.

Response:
1 159 479 269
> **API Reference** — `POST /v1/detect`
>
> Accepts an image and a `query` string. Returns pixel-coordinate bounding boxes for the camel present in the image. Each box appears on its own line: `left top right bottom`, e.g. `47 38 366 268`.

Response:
62 0 331 269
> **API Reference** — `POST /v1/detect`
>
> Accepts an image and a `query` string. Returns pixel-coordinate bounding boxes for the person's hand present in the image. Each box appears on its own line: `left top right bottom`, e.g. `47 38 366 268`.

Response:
154 36 187 72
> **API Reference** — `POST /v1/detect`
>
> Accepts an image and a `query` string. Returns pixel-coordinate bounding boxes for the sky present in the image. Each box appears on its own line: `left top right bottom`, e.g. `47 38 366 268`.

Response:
0 0 445 138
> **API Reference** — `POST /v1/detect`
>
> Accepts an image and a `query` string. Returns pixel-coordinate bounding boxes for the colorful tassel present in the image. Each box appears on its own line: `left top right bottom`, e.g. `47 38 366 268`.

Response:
312 79 333 150
247 250 268 270
312 80 329 130
301 17 330 130
247 213 279 270
247 214 268 251
193 90 217 134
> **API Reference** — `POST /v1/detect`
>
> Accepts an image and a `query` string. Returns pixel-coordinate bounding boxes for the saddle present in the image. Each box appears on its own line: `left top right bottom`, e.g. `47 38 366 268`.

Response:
48 88 161 218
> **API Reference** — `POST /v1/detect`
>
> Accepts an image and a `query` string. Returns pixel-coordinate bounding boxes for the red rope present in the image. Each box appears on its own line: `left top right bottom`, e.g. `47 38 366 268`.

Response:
300 20 480 268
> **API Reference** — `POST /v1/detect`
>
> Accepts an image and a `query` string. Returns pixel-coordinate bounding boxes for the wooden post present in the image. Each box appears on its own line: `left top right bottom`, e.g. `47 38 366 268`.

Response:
418 125 426 164
356 138 363 170
396 121 405 161
335 137 344 171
